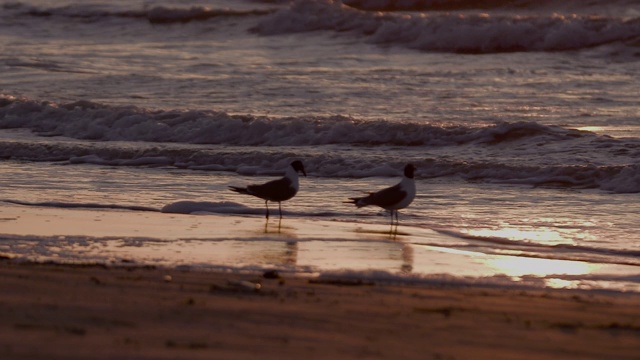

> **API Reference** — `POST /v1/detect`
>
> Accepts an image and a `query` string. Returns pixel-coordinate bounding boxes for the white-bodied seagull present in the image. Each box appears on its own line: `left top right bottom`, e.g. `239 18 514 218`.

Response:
229 160 306 219
347 164 416 224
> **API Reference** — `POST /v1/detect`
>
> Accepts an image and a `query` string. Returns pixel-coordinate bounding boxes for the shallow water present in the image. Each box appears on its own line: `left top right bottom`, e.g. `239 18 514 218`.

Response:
1 155 639 292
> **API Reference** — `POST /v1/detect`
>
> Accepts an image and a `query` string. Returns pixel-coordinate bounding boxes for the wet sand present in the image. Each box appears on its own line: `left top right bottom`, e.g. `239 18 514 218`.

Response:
1 261 639 360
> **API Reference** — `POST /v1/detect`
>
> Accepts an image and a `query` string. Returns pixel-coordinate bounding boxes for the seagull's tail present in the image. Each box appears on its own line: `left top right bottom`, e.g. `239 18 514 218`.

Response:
345 196 369 208
229 186 250 195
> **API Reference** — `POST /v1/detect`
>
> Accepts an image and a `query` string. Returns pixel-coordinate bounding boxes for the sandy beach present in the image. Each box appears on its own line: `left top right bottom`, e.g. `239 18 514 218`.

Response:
0 260 638 360
1 204 640 359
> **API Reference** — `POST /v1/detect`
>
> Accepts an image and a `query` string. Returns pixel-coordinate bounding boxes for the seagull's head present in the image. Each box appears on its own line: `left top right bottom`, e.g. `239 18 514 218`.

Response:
404 164 416 179
291 160 307 177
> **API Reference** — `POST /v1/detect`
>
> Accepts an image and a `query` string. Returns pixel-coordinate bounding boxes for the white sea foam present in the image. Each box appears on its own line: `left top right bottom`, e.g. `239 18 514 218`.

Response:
600 164 640 193
161 200 258 215
2 199 157 212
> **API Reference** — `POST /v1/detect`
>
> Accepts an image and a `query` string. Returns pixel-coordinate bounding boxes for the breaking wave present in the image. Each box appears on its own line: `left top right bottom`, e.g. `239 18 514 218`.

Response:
6 2 274 24
253 0 640 53
0 95 593 146
6 0 640 54
342 0 639 13
1 95 639 193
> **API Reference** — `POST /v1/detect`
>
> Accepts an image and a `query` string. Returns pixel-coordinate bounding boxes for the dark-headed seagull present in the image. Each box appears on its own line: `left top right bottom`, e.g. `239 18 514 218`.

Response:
347 164 416 224
229 160 306 219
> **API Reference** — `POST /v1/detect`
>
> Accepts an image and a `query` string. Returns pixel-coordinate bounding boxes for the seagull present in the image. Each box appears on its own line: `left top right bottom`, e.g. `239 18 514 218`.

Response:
346 164 416 224
229 160 306 219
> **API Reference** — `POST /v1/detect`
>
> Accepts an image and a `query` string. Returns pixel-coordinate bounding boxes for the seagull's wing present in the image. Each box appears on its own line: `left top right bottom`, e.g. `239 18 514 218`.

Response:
364 183 407 208
247 177 296 202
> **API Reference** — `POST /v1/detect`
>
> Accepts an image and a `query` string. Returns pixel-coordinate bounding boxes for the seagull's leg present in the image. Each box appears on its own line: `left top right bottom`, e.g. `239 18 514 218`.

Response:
388 211 398 236
265 200 270 219
278 202 283 219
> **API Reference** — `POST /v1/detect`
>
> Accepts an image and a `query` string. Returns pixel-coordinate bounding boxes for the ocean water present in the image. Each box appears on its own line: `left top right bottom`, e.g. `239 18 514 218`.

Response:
1 0 639 291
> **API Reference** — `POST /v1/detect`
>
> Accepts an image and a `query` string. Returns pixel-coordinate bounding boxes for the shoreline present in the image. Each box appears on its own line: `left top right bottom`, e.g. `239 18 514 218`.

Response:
2 203 640 294
1 260 639 359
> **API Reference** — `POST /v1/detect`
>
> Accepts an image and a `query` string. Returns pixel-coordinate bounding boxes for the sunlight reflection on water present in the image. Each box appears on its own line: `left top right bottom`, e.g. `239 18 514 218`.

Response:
465 227 567 243
485 256 598 278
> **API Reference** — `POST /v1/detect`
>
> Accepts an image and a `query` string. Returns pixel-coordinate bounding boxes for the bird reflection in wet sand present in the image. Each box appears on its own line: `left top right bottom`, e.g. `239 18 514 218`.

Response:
259 222 298 267
264 218 283 234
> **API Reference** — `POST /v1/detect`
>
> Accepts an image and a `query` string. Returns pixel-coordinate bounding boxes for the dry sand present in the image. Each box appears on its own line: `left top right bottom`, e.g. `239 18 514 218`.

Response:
0 260 639 360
